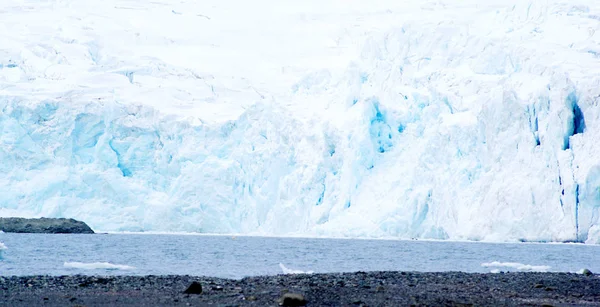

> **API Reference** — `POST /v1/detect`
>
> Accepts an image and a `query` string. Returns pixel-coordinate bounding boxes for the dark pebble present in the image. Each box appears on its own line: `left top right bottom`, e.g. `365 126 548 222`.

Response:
280 293 307 306
183 281 203 294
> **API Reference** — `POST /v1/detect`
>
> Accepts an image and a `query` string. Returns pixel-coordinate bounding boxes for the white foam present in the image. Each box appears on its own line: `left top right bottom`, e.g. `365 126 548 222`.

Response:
279 263 314 275
64 261 135 270
481 261 551 272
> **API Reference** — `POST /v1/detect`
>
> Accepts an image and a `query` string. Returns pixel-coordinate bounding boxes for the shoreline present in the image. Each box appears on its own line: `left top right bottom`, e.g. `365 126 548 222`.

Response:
1 271 599 306
98 231 595 247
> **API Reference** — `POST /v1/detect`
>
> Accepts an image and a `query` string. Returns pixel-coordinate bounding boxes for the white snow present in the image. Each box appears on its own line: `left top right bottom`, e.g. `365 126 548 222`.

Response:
64 261 135 270
279 263 313 275
481 261 551 272
0 0 599 242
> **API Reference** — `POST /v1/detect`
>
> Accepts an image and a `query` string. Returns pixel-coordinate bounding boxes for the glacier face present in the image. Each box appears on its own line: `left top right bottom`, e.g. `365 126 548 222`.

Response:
1 0 600 243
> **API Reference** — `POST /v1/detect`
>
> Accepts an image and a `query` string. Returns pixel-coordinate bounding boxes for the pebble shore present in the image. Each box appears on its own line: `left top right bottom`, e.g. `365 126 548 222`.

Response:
1 271 599 306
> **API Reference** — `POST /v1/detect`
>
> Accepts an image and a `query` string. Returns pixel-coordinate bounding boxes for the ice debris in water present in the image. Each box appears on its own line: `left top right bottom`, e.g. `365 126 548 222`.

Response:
279 263 314 275
0 242 6 259
64 261 135 270
481 261 551 272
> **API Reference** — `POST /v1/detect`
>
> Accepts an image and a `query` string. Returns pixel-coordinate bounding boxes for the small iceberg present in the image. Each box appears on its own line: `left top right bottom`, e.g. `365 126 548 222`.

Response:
64 261 135 270
0 242 6 259
481 261 550 272
279 263 314 275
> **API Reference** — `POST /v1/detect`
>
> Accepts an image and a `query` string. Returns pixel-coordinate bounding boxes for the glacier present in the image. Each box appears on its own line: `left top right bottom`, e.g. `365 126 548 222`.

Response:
1 0 599 243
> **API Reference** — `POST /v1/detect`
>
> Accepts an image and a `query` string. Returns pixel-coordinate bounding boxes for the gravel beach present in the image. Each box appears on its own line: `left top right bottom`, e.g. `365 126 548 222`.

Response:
1 271 599 306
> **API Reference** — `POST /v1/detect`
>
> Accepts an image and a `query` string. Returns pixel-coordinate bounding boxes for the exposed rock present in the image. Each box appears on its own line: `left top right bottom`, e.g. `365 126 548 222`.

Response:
183 281 203 294
0 218 94 234
279 293 307 306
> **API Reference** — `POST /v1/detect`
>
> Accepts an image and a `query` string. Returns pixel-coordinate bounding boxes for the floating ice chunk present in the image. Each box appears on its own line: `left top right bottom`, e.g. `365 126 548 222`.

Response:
64 261 135 270
279 263 314 275
0 242 7 259
481 261 550 272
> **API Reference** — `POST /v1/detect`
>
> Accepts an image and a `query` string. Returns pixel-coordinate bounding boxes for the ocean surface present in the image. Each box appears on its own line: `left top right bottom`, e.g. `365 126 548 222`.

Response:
0 234 598 279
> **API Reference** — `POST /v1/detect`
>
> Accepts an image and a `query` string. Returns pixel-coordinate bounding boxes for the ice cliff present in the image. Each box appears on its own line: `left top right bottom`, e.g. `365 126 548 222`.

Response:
1 0 599 243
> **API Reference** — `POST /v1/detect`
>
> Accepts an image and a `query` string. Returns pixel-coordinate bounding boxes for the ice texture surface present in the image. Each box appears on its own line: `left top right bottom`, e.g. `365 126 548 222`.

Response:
1 0 599 243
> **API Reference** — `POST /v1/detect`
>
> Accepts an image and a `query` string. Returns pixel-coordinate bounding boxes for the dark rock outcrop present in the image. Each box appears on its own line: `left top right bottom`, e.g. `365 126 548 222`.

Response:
0 217 94 234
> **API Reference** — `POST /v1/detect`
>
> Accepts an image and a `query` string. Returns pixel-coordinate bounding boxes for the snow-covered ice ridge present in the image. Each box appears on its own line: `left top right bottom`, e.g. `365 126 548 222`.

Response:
1 0 599 243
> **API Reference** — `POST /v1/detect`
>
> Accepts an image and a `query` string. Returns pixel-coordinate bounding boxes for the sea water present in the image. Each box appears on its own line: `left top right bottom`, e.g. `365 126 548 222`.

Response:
0 233 598 279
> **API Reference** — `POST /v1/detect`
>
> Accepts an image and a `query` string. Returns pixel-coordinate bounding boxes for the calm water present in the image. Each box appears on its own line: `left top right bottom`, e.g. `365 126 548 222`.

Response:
0 233 598 279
